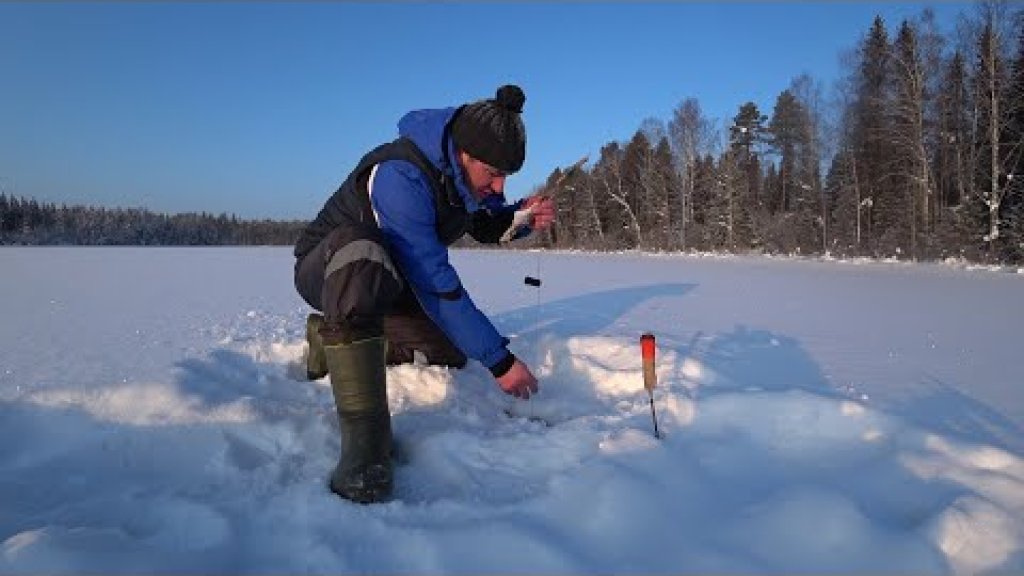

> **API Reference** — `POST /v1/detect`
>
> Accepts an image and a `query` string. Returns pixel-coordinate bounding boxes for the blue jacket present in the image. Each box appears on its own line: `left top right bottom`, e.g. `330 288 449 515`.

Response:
369 107 523 372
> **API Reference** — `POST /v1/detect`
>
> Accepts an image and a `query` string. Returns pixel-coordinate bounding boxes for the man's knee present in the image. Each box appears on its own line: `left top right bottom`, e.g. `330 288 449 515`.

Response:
295 241 327 311
320 227 403 336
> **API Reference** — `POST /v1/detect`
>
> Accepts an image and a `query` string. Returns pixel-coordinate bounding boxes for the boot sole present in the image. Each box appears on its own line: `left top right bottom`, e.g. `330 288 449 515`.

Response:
329 482 391 504
329 464 393 504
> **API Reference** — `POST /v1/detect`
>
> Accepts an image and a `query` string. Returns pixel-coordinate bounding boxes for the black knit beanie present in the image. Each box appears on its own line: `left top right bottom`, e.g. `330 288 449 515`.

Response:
451 85 527 174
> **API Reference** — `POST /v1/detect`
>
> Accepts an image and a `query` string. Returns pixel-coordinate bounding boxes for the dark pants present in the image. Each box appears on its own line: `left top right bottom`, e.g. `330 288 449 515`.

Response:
295 224 467 368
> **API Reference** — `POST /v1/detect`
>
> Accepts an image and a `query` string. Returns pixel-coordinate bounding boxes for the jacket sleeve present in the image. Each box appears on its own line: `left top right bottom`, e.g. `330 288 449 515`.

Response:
370 160 514 374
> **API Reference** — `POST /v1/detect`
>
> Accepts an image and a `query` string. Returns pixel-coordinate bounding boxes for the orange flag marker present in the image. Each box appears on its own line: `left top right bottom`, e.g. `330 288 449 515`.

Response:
641 333 661 439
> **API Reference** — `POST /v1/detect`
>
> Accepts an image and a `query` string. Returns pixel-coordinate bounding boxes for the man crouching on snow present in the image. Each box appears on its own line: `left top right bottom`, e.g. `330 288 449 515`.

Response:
292 85 555 504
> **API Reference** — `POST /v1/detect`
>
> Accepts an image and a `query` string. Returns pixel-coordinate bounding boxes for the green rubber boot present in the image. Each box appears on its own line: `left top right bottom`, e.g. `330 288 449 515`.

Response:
325 336 393 504
305 313 328 381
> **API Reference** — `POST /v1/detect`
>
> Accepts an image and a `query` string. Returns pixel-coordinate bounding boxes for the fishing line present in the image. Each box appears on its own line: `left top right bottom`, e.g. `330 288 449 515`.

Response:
518 252 543 421
509 155 588 424
531 250 542 419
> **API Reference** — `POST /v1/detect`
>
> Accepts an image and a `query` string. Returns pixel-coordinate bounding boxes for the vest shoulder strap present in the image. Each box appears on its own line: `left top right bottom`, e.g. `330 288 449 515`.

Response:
357 137 445 197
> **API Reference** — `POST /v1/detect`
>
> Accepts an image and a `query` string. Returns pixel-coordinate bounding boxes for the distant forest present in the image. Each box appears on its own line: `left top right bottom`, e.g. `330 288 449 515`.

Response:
0 194 304 246
4 5 1023 264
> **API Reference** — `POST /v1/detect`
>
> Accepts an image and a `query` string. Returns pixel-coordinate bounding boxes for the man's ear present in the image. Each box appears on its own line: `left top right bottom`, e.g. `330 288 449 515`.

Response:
454 150 470 179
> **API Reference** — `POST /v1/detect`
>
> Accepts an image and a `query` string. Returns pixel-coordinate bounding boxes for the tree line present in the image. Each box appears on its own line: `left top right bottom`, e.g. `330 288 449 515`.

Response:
528 3 1024 264
0 194 304 246
4 3 1021 265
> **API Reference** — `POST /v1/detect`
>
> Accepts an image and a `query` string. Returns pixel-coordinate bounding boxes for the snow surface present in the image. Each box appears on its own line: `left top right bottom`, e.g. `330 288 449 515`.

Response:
1 247 1022 574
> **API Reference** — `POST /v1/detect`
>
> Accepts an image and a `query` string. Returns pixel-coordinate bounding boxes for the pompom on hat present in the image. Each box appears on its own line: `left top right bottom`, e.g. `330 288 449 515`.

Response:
451 85 527 173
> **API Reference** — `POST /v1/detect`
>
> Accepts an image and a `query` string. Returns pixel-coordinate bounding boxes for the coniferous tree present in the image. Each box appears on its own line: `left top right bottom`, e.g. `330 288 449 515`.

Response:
767 90 805 215
621 131 653 248
729 102 769 240
888 19 932 259
637 119 675 250
865 17 916 257
1001 9 1024 261
0 194 9 233
703 151 753 251
789 74 828 253
765 89 818 252
853 16 891 255
650 137 676 250
730 103 769 163
825 148 858 255
689 153 718 250
931 50 977 258
937 51 972 211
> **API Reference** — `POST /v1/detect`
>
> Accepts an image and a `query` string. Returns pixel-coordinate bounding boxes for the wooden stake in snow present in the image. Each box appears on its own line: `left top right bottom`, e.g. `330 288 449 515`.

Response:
641 332 661 439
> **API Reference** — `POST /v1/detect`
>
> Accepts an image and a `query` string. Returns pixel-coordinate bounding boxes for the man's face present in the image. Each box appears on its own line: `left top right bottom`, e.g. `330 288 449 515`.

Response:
459 151 508 200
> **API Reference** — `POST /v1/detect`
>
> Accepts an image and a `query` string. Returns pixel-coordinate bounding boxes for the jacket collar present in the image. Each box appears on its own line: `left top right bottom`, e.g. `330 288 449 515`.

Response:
444 132 480 213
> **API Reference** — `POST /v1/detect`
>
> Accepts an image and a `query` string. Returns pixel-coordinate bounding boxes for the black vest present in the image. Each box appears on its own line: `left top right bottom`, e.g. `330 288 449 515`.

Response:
294 137 469 260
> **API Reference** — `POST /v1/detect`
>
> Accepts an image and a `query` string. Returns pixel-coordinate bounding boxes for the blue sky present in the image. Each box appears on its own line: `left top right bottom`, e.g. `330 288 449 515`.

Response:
1 2 971 220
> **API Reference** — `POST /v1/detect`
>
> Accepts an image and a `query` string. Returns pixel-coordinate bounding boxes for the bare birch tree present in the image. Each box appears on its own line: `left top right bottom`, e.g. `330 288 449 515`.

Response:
668 98 717 250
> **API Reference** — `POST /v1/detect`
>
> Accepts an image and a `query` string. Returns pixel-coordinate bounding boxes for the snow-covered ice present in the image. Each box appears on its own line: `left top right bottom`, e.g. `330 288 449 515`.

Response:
1 247 1022 573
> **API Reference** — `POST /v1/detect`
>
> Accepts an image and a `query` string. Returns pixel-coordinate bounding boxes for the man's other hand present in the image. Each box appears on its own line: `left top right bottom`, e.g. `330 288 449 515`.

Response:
523 196 555 230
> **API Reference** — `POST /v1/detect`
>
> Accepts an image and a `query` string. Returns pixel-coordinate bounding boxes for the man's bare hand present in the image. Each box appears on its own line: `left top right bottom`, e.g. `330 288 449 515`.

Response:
496 359 539 399
523 196 555 231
